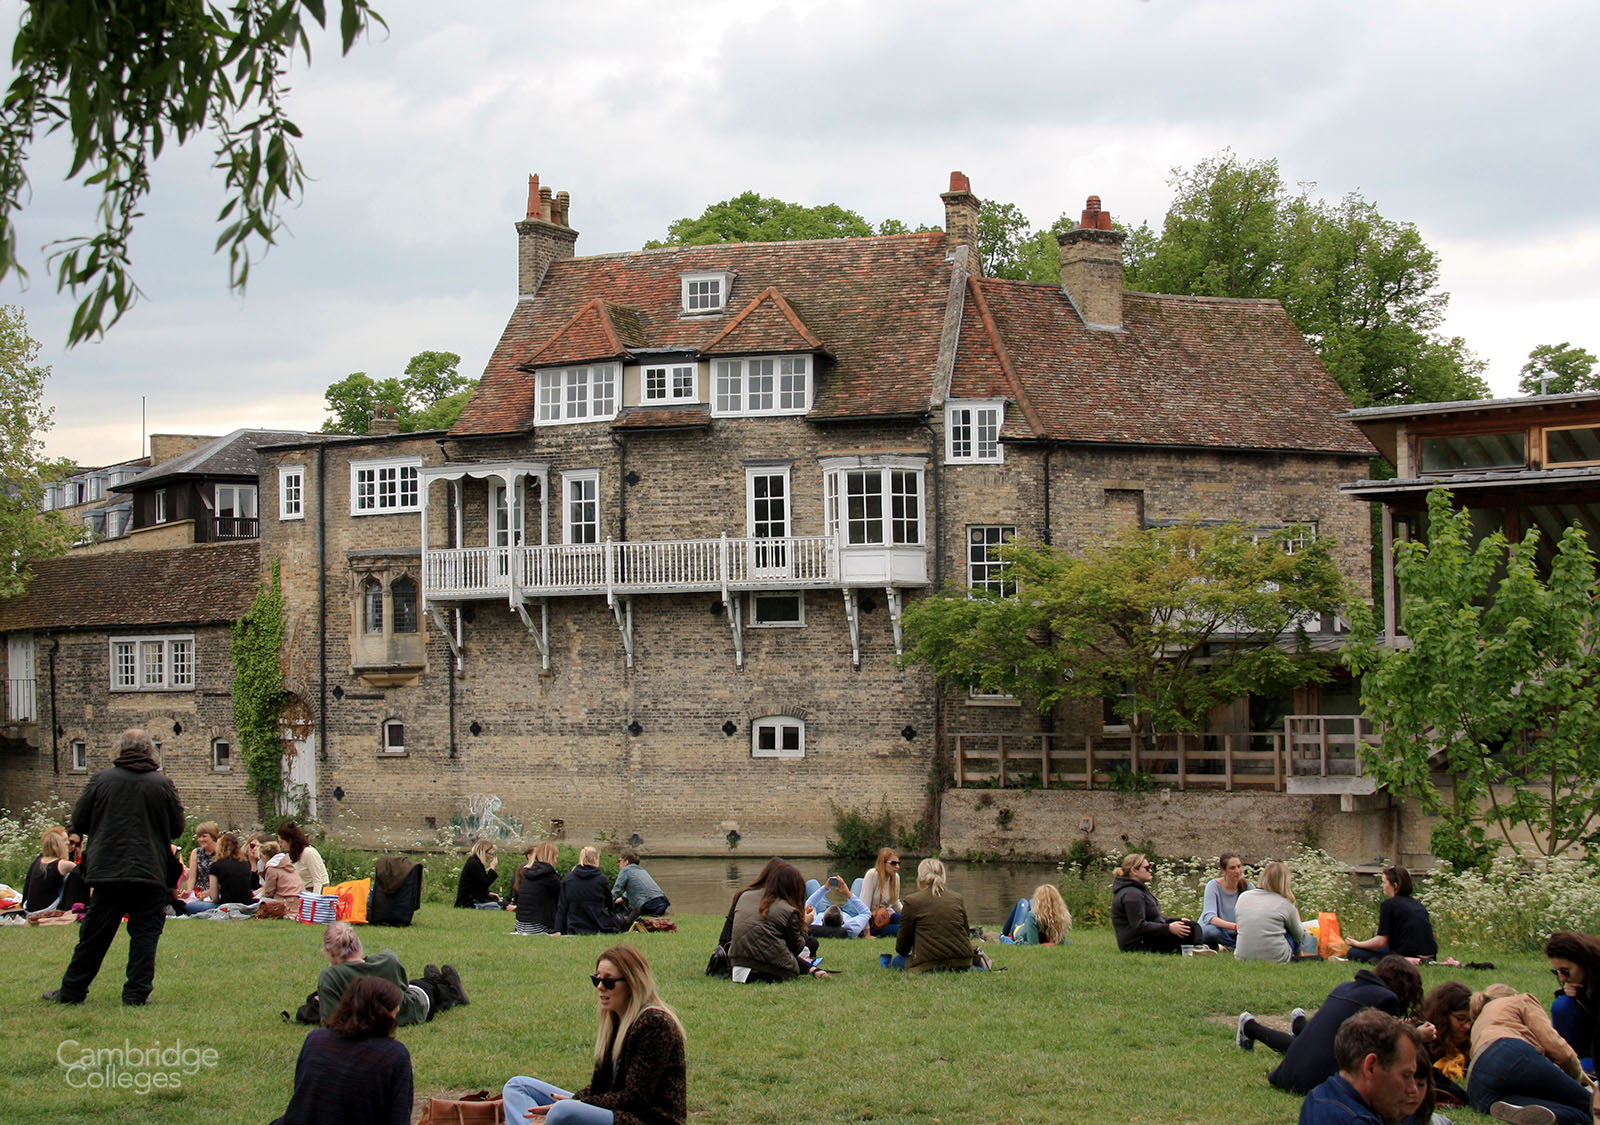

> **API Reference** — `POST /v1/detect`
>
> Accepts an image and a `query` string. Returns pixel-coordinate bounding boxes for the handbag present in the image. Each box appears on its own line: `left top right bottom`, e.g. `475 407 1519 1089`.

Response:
297 892 339 924
417 1090 505 1124
705 943 731 978
1317 911 1348 959
255 900 289 920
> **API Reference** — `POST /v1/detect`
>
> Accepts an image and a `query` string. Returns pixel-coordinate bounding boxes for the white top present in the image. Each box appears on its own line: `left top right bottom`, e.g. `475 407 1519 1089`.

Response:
860 868 901 912
1234 889 1305 963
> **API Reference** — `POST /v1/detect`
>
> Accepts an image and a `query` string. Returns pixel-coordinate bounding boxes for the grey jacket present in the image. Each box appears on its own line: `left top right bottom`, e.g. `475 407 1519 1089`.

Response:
729 889 805 979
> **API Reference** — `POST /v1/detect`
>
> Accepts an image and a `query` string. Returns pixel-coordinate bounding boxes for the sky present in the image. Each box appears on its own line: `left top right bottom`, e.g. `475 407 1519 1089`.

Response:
3 0 1597 466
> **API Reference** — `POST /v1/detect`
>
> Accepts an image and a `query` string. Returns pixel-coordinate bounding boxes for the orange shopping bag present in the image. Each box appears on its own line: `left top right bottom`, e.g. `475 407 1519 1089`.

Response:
327 879 371 924
1317 911 1348 959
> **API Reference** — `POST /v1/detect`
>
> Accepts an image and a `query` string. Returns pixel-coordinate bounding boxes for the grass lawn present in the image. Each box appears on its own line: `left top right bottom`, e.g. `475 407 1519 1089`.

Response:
1 908 1550 1124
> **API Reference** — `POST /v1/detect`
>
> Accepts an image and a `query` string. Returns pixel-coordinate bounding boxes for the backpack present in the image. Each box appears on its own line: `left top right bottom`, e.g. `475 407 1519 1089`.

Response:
285 991 320 1025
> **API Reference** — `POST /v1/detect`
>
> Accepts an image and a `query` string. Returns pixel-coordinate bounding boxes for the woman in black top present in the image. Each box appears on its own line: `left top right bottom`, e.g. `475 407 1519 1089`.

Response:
273 976 413 1125
454 839 501 908
510 841 562 934
554 847 620 935
1347 865 1438 962
23 827 77 912
205 833 255 906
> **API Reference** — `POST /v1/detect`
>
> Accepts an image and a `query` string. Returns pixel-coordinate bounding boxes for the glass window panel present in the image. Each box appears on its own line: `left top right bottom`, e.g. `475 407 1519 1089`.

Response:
392 578 418 634
1419 432 1526 472
1548 427 1600 464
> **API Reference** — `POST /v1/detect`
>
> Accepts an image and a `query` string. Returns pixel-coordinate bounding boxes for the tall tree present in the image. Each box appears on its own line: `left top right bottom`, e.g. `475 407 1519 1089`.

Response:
321 350 472 433
1519 342 1600 395
1125 151 1488 408
0 0 384 345
901 523 1345 739
0 305 78 599
1345 489 1600 865
644 192 876 248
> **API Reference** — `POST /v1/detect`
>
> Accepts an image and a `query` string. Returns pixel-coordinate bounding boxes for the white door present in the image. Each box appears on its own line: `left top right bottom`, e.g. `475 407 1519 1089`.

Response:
278 731 317 820
7 633 35 722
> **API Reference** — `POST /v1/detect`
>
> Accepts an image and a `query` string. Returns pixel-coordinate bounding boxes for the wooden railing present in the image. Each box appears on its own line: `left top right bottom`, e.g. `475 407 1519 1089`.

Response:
951 715 1378 793
212 516 259 539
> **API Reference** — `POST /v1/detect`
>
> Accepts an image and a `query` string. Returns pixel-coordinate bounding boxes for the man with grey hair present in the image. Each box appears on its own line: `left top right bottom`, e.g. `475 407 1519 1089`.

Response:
316 920 467 1026
44 728 184 1005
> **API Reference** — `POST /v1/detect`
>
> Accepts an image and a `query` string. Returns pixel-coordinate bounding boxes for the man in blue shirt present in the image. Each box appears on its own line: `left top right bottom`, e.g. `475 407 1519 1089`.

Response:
1300 1010 1418 1125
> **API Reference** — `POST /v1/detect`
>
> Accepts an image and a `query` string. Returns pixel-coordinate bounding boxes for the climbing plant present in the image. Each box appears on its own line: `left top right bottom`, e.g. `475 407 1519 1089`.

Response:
231 561 287 815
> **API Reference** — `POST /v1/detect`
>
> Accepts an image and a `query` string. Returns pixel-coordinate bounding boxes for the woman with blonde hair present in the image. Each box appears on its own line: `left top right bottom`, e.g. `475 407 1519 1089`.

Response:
1234 861 1308 963
1012 883 1071 946
510 842 562 935
1111 853 1200 954
893 858 975 972
556 847 620 936
860 847 903 936
502 944 687 1124
22 826 78 912
181 821 221 914
454 837 502 909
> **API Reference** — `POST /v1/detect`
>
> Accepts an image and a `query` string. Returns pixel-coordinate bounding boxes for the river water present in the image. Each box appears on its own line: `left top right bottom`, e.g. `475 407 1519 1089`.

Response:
639 856 1065 925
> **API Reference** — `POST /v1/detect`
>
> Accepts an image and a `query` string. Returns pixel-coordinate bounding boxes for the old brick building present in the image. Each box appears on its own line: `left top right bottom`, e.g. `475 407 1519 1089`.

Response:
254 172 1374 854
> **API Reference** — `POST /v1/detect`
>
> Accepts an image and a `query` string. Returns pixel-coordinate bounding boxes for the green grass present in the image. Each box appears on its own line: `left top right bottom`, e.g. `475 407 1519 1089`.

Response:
1 909 1548 1124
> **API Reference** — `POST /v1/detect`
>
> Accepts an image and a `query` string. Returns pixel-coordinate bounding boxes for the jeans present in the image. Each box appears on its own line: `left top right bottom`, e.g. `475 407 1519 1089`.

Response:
502 1077 614 1123
183 896 216 915
1200 923 1237 948
1467 1038 1593 1125
1551 993 1595 1073
59 881 169 1003
472 900 502 910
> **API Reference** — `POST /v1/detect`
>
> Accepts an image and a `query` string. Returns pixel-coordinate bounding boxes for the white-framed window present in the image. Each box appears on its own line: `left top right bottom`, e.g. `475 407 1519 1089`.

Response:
643 363 697 404
535 364 619 424
823 458 925 546
106 508 130 538
746 466 791 575
947 400 1004 463
279 465 305 520
382 719 406 755
362 578 384 634
681 271 730 314
211 739 231 772
7 633 36 722
748 592 805 627
751 716 805 758
564 471 600 544
70 739 87 771
351 457 422 515
713 355 811 417
155 490 168 524
110 634 195 691
967 525 1016 596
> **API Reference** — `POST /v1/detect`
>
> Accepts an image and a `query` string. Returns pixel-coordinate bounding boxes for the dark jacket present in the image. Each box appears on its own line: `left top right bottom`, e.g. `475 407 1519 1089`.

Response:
272 1028 413 1125
69 760 184 887
1111 875 1177 951
896 888 972 972
573 1006 687 1125
555 865 619 935
1297 1072 1384 1125
454 854 499 907
729 889 805 979
513 861 561 930
1271 969 1404 1094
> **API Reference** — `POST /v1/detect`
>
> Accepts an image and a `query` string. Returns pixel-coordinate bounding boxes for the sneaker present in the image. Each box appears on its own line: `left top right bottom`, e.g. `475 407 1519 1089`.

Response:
42 989 83 1004
423 963 441 981
123 996 151 1007
1290 1007 1308 1036
1490 1102 1557 1125
1237 1011 1255 1050
439 963 469 1007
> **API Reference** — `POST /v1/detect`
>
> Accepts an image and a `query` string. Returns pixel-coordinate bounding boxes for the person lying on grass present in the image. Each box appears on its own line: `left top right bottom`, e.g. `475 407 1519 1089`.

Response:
317 920 468 1027
503 944 686 1124
274 976 412 1125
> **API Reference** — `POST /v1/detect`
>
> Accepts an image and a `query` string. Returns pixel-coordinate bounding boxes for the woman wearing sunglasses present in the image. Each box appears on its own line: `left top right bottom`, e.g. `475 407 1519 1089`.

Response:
860 848 903 936
502 945 686 1124
1110 853 1202 954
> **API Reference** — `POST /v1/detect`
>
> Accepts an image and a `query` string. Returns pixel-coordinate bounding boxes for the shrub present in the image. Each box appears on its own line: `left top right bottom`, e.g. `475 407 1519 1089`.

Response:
825 801 895 863
1425 855 1600 951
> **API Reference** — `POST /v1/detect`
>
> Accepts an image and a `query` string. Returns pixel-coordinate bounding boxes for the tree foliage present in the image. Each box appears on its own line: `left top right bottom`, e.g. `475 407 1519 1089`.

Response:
321 349 472 433
901 523 1345 738
1344 489 1600 864
1519 342 1599 396
0 305 78 600
0 0 384 345
230 560 287 815
1124 151 1488 408
644 192 886 248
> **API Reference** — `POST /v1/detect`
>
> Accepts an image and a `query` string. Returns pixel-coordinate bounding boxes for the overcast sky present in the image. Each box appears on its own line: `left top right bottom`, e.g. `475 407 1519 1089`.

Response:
3 0 1596 466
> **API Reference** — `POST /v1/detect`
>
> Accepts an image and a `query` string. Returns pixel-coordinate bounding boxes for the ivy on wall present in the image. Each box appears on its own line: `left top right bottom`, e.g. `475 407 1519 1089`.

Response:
231 561 287 815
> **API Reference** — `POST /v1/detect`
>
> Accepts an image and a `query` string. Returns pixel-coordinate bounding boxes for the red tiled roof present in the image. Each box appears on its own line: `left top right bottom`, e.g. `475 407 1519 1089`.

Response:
452 234 956 435
960 280 1374 455
0 542 261 633
611 406 712 430
702 287 826 356
525 299 644 367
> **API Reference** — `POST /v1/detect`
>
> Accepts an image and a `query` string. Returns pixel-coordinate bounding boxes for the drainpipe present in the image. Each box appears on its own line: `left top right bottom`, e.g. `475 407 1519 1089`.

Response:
919 417 941 588
1043 444 1053 545
611 432 628 542
317 444 328 765
47 632 59 774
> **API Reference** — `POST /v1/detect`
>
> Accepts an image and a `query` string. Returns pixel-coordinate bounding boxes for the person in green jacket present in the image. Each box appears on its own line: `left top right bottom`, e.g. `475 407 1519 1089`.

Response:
316 921 469 1026
894 858 977 972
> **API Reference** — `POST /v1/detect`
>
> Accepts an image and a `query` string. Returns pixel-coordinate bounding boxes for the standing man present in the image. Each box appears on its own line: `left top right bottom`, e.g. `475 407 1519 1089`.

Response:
44 728 183 1006
1199 852 1251 949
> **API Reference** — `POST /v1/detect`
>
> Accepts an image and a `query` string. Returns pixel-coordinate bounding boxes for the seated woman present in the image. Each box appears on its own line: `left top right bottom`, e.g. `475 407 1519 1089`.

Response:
555 847 620 936
1233 861 1307 963
894 858 974 972
273 976 413 1125
1011 883 1071 946
1545 930 1600 1075
181 821 221 915
205 832 256 907
455 839 502 909
278 821 330 895
1110 853 1201 954
860 847 903 936
243 835 265 894
1421 980 1473 1106
258 842 307 912
1346 864 1438 963
730 863 824 981
717 859 817 962
503 945 687 1124
22 826 78 913
1468 983 1597 1125
510 842 563 935
1237 955 1427 1094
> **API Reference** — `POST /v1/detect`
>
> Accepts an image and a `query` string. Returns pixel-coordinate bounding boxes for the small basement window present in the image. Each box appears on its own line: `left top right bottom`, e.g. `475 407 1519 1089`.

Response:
211 739 231 772
382 719 406 755
748 592 804 627
70 739 87 771
751 716 804 759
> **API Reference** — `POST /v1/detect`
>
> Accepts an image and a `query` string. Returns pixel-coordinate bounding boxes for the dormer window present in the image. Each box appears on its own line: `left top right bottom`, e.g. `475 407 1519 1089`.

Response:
643 363 698 404
946 400 1005 463
681 271 730 315
713 355 811 417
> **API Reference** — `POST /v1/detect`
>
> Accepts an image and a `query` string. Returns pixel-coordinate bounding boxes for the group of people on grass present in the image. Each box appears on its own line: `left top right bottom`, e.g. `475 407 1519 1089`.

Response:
455 841 673 936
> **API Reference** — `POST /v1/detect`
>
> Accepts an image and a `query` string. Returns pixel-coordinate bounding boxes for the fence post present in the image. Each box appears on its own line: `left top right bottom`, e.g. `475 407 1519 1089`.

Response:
955 734 965 788
1274 732 1284 792
1176 733 1187 791
1224 734 1235 792
1085 735 1094 791
998 734 1007 789
1319 716 1329 777
1040 733 1050 788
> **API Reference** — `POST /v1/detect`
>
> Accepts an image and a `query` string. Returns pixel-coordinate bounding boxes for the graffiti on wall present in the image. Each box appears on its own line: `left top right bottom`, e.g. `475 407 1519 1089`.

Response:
451 793 524 841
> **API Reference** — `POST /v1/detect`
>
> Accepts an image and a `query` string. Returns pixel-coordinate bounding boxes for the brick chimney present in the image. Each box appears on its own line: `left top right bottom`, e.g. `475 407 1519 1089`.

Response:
369 404 400 436
941 171 983 277
517 173 579 298
1057 195 1126 331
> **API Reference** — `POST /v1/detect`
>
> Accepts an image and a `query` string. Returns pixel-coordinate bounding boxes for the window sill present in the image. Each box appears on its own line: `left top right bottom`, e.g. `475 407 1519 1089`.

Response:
379 750 409 759
966 696 1021 708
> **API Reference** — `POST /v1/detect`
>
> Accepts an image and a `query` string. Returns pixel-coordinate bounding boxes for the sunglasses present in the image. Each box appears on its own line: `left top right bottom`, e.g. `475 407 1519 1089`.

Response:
888 860 900 867
590 975 625 990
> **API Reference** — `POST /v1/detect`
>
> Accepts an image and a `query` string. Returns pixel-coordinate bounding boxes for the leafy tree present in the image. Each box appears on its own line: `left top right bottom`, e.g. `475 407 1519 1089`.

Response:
321 349 472 433
644 192 875 248
1345 489 1600 864
0 305 78 599
1125 151 1488 407
0 0 384 345
1519 342 1600 395
901 523 1345 739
